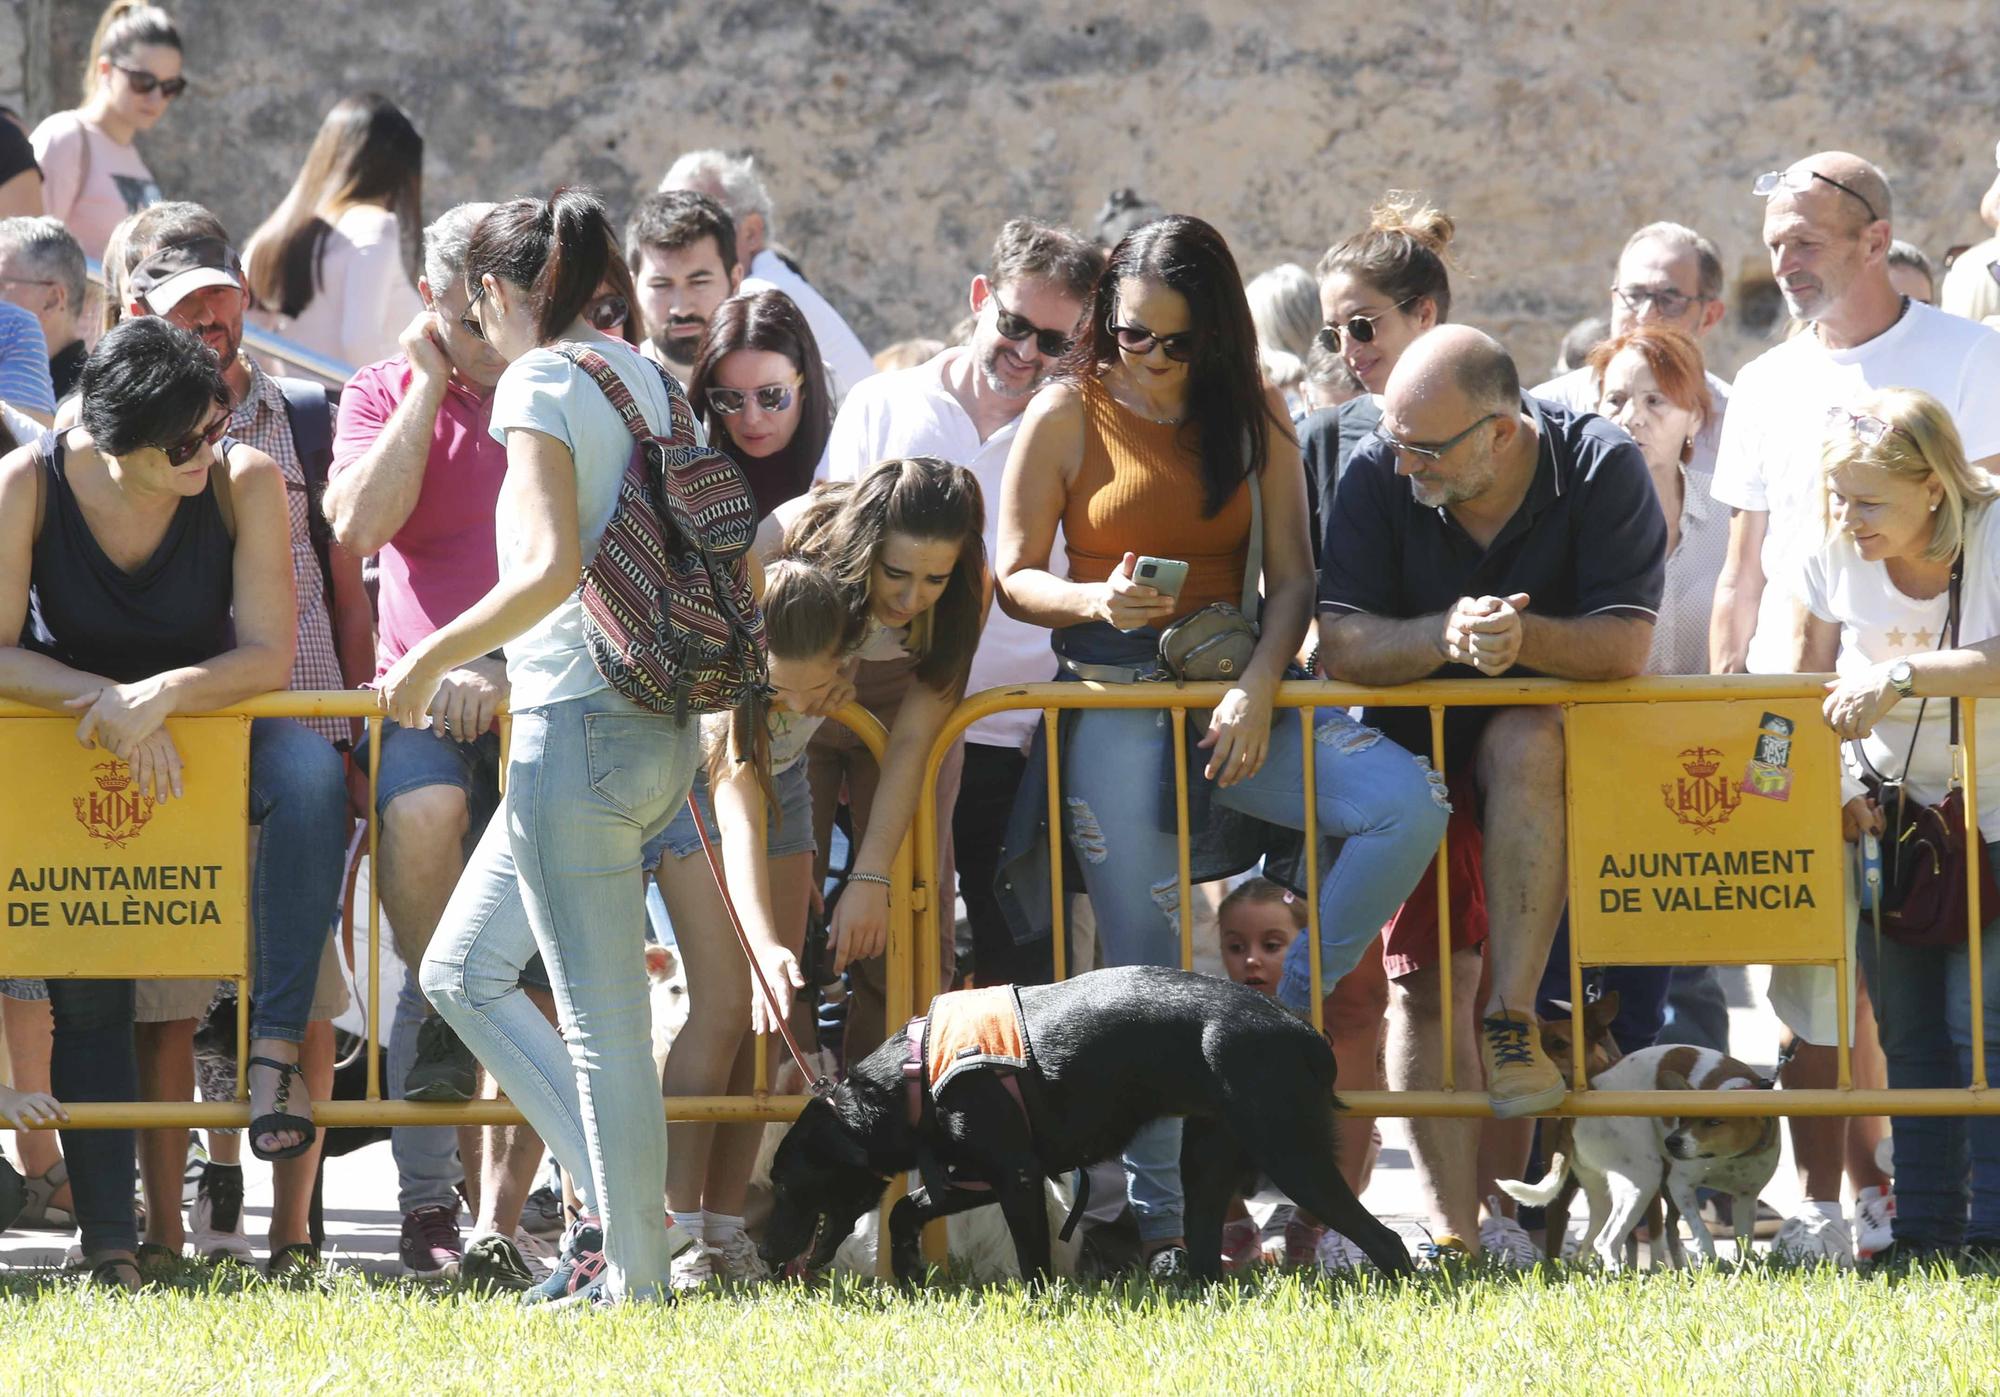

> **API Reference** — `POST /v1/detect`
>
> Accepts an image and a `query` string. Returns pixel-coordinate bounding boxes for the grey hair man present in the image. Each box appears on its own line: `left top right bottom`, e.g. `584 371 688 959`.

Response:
321 201 558 1289
0 215 88 398
660 148 874 397
1708 150 2000 1265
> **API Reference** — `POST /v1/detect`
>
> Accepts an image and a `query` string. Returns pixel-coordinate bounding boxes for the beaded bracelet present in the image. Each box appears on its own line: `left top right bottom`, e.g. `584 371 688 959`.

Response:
847 872 892 889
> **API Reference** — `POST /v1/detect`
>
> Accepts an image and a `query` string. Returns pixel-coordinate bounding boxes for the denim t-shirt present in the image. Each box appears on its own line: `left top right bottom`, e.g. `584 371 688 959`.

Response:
488 332 686 706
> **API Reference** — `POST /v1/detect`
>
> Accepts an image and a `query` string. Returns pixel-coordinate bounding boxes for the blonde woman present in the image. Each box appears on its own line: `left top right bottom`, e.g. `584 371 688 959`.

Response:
1797 387 2000 1264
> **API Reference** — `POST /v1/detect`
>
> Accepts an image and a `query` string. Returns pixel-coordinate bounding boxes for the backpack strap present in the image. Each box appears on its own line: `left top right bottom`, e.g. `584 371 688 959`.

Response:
276 375 338 615
553 343 656 444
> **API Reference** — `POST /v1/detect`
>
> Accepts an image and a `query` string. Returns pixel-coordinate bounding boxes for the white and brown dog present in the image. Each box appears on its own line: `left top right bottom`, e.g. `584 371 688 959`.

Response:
1501 1044 1779 1270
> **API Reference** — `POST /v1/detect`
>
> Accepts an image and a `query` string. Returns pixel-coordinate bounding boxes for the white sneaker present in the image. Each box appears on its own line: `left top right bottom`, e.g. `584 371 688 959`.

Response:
1772 1206 1855 1267
1478 1201 1543 1269
1853 1186 1896 1262
1313 1229 1373 1274
710 1227 771 1284
668 1239 721 1291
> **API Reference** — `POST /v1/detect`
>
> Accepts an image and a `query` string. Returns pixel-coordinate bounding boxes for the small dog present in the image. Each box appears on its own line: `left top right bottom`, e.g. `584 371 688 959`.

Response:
1532 993 1626 1251
1500 1044 1778 1271
759 966 1414 1283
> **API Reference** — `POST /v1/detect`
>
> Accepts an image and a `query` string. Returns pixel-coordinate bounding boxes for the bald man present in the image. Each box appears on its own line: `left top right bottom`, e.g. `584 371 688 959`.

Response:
1709 150 2000 1265
1318 326 1665 1254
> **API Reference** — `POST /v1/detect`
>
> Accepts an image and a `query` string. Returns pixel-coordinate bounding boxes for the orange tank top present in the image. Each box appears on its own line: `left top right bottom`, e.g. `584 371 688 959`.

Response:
1063 377 1253 623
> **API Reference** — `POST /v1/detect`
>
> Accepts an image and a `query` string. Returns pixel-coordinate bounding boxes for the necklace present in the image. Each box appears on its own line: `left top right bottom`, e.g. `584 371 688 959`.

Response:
1110 375 1184 426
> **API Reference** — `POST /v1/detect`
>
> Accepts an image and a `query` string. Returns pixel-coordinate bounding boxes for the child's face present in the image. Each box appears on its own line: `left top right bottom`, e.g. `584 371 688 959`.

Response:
768 648 844 715
1219 901 1300 995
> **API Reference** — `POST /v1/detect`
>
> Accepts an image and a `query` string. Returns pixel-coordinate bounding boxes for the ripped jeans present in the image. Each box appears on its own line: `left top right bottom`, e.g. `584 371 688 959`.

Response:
1061 703 1448 1241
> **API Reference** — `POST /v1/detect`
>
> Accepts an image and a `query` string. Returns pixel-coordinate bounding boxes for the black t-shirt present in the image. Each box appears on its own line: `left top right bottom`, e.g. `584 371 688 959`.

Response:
1318 394 1667 759
1299 395 1383 564
0 113 37 187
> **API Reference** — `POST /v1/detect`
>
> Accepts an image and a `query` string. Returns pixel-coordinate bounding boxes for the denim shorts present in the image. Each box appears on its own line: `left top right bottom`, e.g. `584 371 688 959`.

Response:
644 760 815 865
0 977 47 1001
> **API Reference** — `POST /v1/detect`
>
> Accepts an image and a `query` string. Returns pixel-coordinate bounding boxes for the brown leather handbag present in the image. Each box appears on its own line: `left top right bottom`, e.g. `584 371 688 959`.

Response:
1158 472 1263 683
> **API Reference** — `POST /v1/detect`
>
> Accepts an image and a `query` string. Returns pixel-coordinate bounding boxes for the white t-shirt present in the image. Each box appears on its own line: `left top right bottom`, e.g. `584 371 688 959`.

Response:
1800 501 2000 841
743 249 874 405
488 333 681 706
821 353 1061 750
1710 300 2000 673
29 111 161 262
249 205 421 375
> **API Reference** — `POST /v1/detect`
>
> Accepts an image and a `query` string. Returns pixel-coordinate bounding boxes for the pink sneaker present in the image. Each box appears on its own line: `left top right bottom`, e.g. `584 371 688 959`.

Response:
1220 1216 1263 1273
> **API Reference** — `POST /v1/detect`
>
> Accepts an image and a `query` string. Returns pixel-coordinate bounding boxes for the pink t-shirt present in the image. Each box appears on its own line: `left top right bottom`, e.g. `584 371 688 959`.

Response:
330 355 506 675
29 111 162 262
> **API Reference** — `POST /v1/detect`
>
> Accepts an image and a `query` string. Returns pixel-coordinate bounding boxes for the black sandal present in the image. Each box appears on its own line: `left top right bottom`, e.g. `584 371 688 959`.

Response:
86 1256 142 1292
265 1241 321 1282
134 1241 182 1281
246 1055 317 1162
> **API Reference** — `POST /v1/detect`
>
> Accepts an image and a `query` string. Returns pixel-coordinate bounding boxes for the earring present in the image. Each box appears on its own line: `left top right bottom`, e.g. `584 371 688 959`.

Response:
1930 502 1940 512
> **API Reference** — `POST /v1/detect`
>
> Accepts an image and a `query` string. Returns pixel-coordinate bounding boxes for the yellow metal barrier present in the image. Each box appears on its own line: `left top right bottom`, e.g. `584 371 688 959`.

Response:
916 674 1999 1118
0 693 911 1132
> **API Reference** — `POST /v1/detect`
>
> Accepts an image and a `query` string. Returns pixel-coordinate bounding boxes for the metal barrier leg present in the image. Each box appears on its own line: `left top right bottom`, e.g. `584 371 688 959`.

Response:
1965 718 1986 1089
1172 709 1193 972
1045 708 1067 983
1430 706 1455 1092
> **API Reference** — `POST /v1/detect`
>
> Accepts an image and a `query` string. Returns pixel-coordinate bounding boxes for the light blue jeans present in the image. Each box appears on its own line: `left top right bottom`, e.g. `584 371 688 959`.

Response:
420 688 698 1300
1062 703 1448 1242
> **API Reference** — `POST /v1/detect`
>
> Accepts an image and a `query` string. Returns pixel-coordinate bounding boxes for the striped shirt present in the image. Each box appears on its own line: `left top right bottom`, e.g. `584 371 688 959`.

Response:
0 301 55 419
228 361 350 745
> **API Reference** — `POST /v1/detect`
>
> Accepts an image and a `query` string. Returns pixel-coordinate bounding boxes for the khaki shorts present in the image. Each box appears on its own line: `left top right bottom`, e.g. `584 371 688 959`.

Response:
1763 851 1860 1047
133 934 350 1025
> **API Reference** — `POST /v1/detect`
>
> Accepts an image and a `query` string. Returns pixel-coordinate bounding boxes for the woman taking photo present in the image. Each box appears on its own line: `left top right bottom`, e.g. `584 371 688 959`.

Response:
390 189 794 1305
0 317 346 1285
244 93 423 373
1801 388 2000 1264
996 213 1446 1276
30 3 179 260
687 289 832 519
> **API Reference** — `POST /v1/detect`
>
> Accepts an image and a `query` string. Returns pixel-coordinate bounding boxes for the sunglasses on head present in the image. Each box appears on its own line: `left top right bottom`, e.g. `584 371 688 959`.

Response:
1110 320 1198 363
1314 297 1418 354
707 378 802 416
992 296 1072 357
585 294 629 332
161 412 227 468
115 64 188 99
1752 168 1881 225
1827 404 1911 450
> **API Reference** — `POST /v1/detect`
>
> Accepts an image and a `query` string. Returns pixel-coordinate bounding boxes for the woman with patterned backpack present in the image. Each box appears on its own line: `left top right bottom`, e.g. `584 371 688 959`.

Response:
381 188 792 1306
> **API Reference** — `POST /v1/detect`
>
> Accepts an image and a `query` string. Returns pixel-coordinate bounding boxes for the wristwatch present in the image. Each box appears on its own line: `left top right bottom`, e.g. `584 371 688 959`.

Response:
1886 659 1916 699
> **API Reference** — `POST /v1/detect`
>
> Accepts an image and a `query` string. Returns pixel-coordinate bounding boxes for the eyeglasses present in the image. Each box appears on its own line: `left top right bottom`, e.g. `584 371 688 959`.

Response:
707 378 802 415
461 283 488 342
1314 297 1418 354
161 412 228 468
585 294 629 333
1382 412 1501 465
0 276 58 291
1753 168 1881 224
1612 285 1705 319
1826 405 1912 450
1110 320 1198 363
113 64 188 99
991 295 1072 357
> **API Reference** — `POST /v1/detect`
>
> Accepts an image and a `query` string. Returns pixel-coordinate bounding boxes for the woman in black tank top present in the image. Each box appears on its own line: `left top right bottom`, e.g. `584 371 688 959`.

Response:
0 319 306 1288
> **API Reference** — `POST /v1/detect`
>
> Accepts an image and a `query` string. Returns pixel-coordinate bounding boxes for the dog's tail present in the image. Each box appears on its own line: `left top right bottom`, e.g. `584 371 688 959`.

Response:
1497 1152 1569 1208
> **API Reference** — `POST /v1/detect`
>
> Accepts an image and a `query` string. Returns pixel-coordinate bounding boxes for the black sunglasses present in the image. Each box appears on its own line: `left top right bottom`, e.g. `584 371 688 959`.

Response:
992 295 1072 357
585 294 629 332
115 64 188 99
161 412 228 468
1111 320 1198 363
461 282 488 342
1315 297 1418 354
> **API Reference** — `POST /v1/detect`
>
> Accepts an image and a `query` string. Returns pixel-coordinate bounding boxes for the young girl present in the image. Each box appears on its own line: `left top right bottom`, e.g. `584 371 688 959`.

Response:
30 3 179 261
654 557 864 1285
244 93 424 372
1216 877 1384 1274
765 456 988 1057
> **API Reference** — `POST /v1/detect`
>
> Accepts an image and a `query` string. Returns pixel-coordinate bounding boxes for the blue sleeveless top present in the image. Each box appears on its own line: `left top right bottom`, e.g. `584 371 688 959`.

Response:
26 430 235 684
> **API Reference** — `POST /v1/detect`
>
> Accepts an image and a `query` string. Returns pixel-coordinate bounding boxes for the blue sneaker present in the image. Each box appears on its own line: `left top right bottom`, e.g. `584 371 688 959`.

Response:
522 1215 602 1306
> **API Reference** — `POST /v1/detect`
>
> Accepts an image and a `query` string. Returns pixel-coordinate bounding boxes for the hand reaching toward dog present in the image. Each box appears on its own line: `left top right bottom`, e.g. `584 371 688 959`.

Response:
748 941 806 1036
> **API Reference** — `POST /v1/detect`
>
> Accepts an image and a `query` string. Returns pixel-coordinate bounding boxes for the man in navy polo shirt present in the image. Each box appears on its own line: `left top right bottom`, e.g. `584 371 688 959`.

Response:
1318 326 1665 1249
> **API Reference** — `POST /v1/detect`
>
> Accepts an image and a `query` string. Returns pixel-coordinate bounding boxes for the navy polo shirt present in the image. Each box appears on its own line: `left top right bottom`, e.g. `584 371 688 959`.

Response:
1318 395 1666 763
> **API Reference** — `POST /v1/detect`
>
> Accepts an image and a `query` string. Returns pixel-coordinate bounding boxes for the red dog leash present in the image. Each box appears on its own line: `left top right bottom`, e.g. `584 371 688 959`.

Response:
683 793 834 1098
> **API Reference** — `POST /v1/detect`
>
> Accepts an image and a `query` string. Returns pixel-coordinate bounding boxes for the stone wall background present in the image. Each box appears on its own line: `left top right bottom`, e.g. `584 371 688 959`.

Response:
6 0 2000 378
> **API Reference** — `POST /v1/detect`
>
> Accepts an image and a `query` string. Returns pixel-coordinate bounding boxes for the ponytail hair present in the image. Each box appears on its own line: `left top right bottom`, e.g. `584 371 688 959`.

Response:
782 457 986 695
1314 191 1458 323
84 3 180 99
463 187 615 344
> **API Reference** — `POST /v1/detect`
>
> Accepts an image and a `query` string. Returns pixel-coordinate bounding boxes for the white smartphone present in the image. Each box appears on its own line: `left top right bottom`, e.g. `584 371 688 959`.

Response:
1134 555 1189 601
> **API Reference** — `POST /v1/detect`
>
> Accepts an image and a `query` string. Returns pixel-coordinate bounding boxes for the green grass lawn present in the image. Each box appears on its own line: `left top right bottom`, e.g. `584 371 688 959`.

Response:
2 1263 1997 1395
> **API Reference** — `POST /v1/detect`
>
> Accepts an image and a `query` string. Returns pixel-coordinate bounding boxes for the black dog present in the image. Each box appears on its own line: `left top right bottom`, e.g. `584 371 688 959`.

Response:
760 965 1413 1282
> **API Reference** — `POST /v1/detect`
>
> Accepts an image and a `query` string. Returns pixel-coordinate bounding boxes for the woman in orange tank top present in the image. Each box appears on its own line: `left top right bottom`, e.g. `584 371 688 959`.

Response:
995 216 1448 1274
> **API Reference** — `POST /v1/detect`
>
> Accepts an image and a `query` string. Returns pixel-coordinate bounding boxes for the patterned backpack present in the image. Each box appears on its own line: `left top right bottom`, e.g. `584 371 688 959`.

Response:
554 343 767 716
